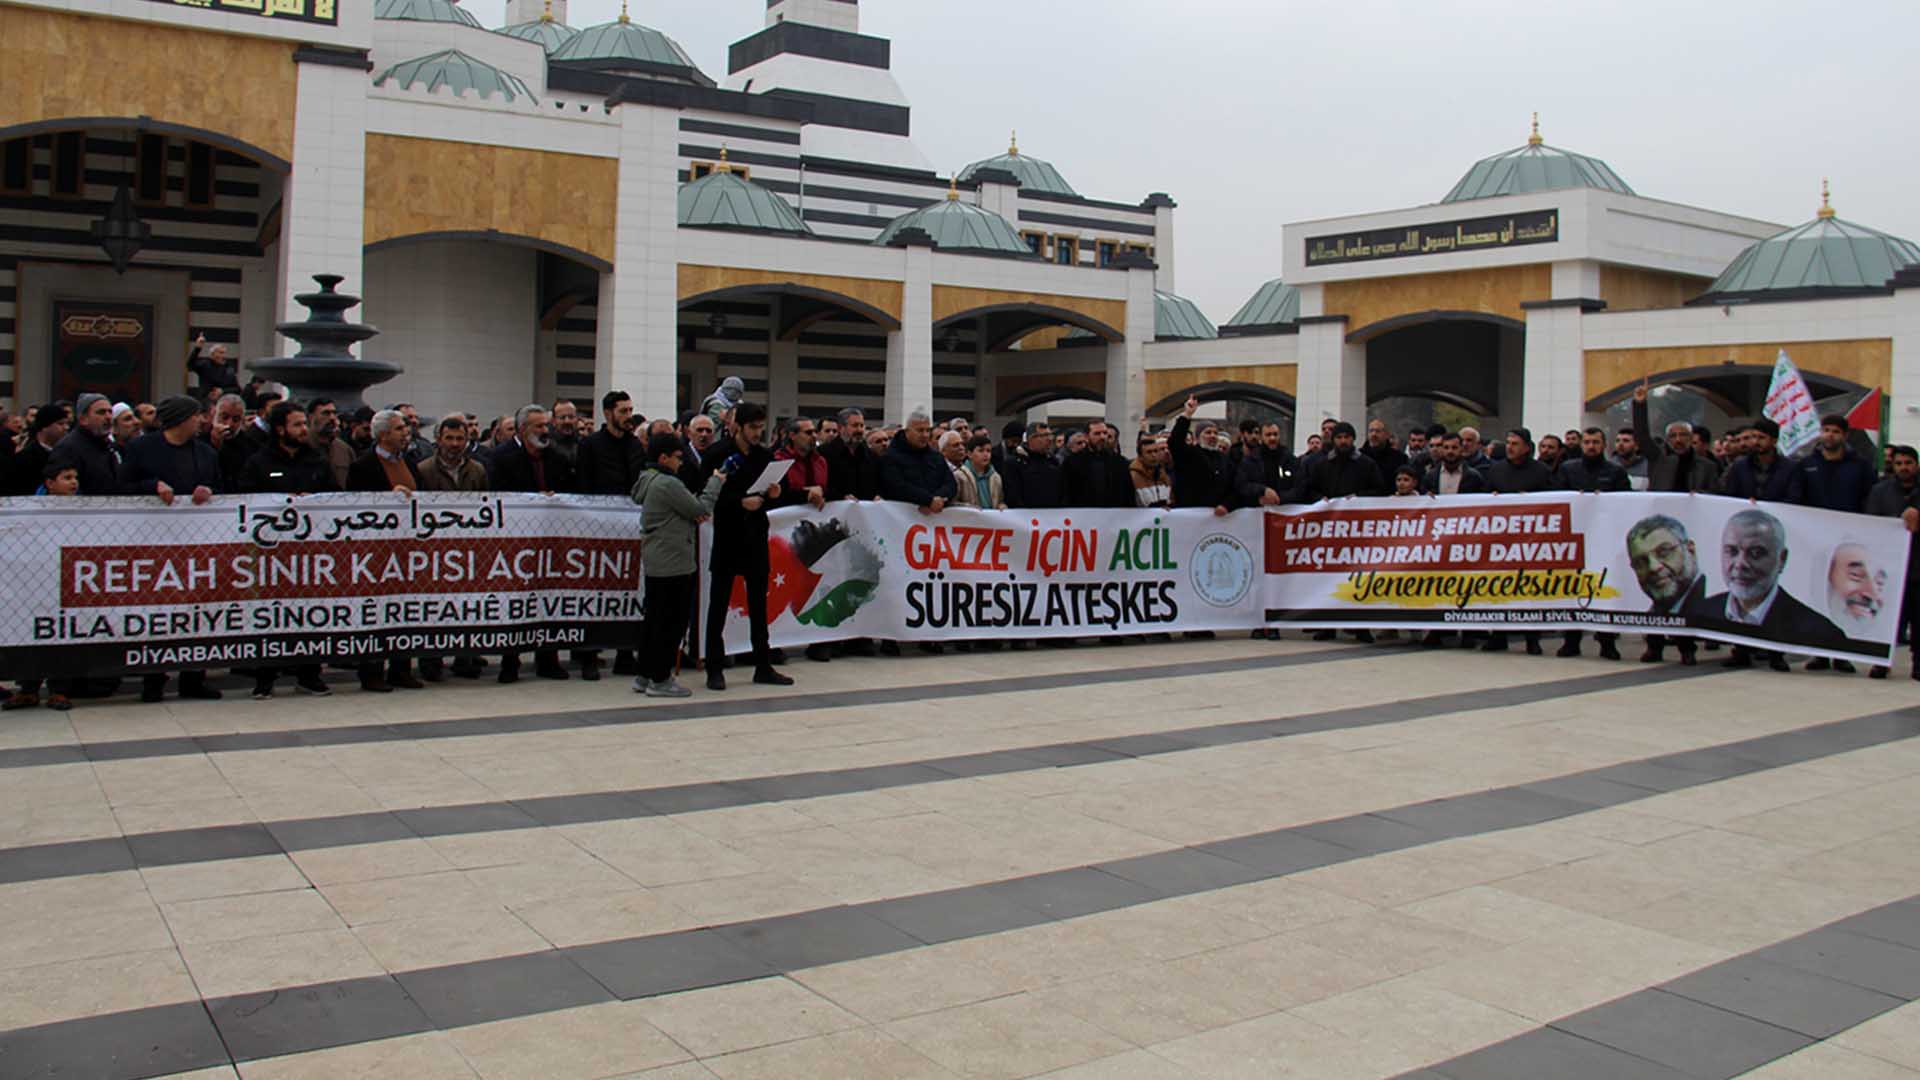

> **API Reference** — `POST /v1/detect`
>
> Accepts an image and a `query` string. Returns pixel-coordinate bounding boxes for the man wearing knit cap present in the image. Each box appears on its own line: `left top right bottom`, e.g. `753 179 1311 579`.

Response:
48 393 121 495
8 404 69 496
120 395 225 701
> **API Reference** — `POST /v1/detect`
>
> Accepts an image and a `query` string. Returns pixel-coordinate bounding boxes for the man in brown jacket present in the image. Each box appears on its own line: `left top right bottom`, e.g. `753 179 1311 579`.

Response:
416 415 487 491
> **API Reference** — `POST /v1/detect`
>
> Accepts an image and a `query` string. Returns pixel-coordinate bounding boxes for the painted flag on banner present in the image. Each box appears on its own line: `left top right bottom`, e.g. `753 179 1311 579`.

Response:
1763 349 1821 457
1845 387 1883 447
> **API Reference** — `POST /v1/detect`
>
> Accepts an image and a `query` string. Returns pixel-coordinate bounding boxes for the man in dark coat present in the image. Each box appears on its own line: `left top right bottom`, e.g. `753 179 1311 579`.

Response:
1232 421 1299 508
483 405 579 682
48 393 120 495
1163 399 1233 512
1061 420 1135 508
1867 445 1920 679
1359 419 1408 480
1557 427 1631 660
703 401 792 690
239 402 337 699
346 408 426 692
9 404 68 496
1631 379 1720 492
819 408 880 502
1005 422 1067 509
880 410 958 509
1720 418 1796 502
1306 421 1383 500
1788 414 1875 514
1481 428 1561 655
1421 432 1490 495
572 390 646 676
121 396 225 702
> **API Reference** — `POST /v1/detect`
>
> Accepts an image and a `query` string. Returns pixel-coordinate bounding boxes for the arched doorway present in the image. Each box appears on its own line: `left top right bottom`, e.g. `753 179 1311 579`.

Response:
0 119 288 408
678 284 903 425
1588 364 1874 446
1353 311 1524 441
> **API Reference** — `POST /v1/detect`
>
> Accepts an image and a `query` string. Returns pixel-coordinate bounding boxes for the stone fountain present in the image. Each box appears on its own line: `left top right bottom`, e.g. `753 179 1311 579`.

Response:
248 274 401 413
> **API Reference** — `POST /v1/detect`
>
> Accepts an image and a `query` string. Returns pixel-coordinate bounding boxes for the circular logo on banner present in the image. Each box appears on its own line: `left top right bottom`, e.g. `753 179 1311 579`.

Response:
1190 533 1255 608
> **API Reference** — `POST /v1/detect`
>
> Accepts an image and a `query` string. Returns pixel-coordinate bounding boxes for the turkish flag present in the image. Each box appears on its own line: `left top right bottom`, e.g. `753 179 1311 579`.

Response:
729 534 821 621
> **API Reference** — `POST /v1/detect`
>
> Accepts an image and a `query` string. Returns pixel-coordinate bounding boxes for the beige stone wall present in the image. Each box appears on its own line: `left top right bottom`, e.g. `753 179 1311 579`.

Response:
363 134 618 267
932 286 1126 340
0 6 296 164
1322 265 1552 338
1584 339 1893 404
1146 364 1297 411
677 265 903 324
1598 265 1713 312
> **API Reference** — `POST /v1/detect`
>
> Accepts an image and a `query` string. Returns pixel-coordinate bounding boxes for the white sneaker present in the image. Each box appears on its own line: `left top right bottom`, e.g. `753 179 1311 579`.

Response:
631 677 651 694
645 678 693 698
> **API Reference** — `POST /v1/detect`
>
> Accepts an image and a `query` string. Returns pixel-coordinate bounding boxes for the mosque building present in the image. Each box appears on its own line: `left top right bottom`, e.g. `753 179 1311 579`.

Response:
0 0 1915 447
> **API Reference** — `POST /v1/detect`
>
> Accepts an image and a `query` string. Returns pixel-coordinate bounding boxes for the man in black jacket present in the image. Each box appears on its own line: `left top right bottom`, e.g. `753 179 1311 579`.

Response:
121 396 225 702
1233 421 1298 508
240 402 337 699
573 390 646 676
819 407 880 502
485 405 578 682
9 404 68 496
1006 422 1066 509
1359 419 1408 479
1482 428 1561 655
1062 420 1135 508
1167 398 1233 512
48 393 120 495
881 410 958 510
1720 418 1795 502
186 333 241 398
345 409 427 691
1557 427 1631 660
1632 378 1719 493
1306 421 1383 500
1867 446 1920 679
704 401 793 690
1421 432 1490 495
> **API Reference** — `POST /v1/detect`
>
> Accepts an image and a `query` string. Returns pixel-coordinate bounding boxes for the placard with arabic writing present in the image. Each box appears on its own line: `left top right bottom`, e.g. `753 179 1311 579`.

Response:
144 0 336 26
1306 209 1558 267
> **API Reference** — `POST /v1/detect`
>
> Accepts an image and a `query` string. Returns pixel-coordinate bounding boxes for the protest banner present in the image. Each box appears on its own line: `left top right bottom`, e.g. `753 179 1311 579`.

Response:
706 503 1266 651
1265 492 1907 664
0 493 644 676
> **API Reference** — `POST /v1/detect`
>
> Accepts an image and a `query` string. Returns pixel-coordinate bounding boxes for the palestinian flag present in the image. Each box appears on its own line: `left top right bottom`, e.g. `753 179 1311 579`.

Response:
728 517 882 629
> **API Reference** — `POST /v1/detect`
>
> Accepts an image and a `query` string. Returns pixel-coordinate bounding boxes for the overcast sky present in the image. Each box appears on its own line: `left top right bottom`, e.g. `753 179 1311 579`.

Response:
462 0 1920 324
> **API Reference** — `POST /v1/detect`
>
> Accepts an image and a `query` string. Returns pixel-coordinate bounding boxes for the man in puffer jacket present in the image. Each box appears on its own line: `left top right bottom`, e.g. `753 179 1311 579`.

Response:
631 433 727 698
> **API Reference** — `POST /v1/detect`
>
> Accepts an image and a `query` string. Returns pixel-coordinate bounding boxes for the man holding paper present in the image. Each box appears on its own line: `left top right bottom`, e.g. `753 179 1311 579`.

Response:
704 401 794 691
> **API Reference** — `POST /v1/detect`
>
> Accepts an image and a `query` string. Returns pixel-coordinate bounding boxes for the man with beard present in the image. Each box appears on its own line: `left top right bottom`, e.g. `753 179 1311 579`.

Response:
775 416 831 513
111 403 141 447
206 395 250 489
1632 379 1719 493
8 404 67 496
1790 414 1875 515
680 413 720 492
1557 427 1631 660
1626 513 1706 667
1307 420 1384 500
1421 431 1489 495
304 398 352 488
1869 445 1920 679
121 396 224 702
240 403 337 699
487 404 579 681
1721 418 1794 502
1006 422 1066 509
704 401 792 690
1481 428 1561 655
1063 419 1135 508
1298 417 1339 473
48 393 120 495
1699 509 1844 658
816 407 874 502
1233 420 1298 508
347 410 427 692
1360 418 1408 478
416 414 487 492
1824 541 1886 642
1537 433 1567 478
548 399 583 471
574 391 646 676
1458 427 1492 473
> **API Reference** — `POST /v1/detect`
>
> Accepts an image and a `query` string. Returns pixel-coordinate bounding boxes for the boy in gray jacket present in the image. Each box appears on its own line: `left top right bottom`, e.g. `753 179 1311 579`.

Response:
631 433 728 696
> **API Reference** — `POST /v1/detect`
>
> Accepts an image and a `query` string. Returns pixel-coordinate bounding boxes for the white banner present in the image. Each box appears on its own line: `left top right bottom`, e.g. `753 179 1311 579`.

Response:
1765 349 1822 457
1263 492 1908 664
707 503 1267 651
0 493 644 675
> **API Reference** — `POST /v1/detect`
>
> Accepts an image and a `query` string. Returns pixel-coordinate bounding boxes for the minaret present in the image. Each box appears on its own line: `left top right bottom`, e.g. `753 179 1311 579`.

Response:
765 0 858 32
505 0 566 25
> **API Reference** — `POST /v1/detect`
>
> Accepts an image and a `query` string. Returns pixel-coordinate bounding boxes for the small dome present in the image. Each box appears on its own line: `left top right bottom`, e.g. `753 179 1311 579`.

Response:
1697 187 1920 303
1221 278 1299 331
679 169 810 236
872 192 1032 257
550 12 708 84
374 0 481 27
497 15 579 53
1154 291 1217 341
375 49 537 102
959 133 1078 197
1442 115 1633 203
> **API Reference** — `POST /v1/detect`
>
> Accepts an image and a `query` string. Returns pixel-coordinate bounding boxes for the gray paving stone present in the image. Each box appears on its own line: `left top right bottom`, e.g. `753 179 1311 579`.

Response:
396 951 613 1028
0 837 134 885
631 781 758 814
1661 956 1905 1038
1192 830 1353 875
392 802 542 838
732 771 874 801
1753 928 1920 1000
567 929 774 999
860 887 1056 944
977 866 1167 920
1553 988 1813 1077
127 823 281 867
0 1001 231 1080
1829 899 1920 951
1291 813 1439 855
1432 1027 1692 1080
713 906 925 971
511 791 657 828
207 975 433 1061
1514 774 1650 809
1093 848 1269 895
266 811 415 851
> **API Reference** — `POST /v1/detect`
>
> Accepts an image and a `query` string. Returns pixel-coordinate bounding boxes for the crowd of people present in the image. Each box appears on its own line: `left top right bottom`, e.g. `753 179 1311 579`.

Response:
1 356 1916 710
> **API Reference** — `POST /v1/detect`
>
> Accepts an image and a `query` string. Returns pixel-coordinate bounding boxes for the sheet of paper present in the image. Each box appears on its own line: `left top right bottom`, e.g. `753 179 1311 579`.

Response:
749 459 791 495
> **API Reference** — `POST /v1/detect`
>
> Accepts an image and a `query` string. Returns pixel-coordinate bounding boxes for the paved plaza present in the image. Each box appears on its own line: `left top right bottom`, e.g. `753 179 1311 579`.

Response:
1 637 1919 1078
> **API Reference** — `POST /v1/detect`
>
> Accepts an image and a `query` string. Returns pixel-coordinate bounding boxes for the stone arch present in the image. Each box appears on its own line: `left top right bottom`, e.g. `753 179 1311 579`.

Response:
677 283 900 333
1586 363 1870 413
1145 381 1296 419
937 303 1124 351
365 229 612 274
0 116 290 173
1347 309 1526 345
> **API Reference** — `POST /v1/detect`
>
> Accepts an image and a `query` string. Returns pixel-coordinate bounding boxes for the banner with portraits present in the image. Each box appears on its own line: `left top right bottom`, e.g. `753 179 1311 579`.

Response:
1263 493 1909 664
0 493 644 676
707 503 1268 652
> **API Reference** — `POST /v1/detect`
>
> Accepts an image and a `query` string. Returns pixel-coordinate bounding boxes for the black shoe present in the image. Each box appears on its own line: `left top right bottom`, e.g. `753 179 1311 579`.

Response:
141 675 166 703
451 658 483 679
360 677 393 693
1598 641 1622 661
1768 654 1791 673
579 659 602 682
1722 653 1753 670
1833 660 1857 674
419 665 447 684
753 667 794 686
178 681 222 701
1679 650 1696 667
1807 657 1832 672
498 658 520 685
295 676 332 696
1638 649 1664 664
251 681 274 700
842 639 876 657
1525 637 1543 657
1556 642 1581 658
1870 666 1889 679
1481 637 1508 653
805 644 833 663
879 641 901 656
611 651 640 676
918 643 945 655
1421 632 1446 648
1352 630 1375 644
535 663 570 681
706 670 726 692
388 672 425 690
768 648 788 665
1312 630 1336 642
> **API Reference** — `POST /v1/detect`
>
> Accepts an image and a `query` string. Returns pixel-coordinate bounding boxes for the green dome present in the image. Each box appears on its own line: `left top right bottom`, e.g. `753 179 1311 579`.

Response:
375 49 537 103
872 195 1032 257
550 15 707 83
497 15 580 53
374 0 481 27
959 137 1078 197
1154 291 1216 341
678 169 809 236
1442 120 1633 203
1699 205 1920 303
1222 278 1299 330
